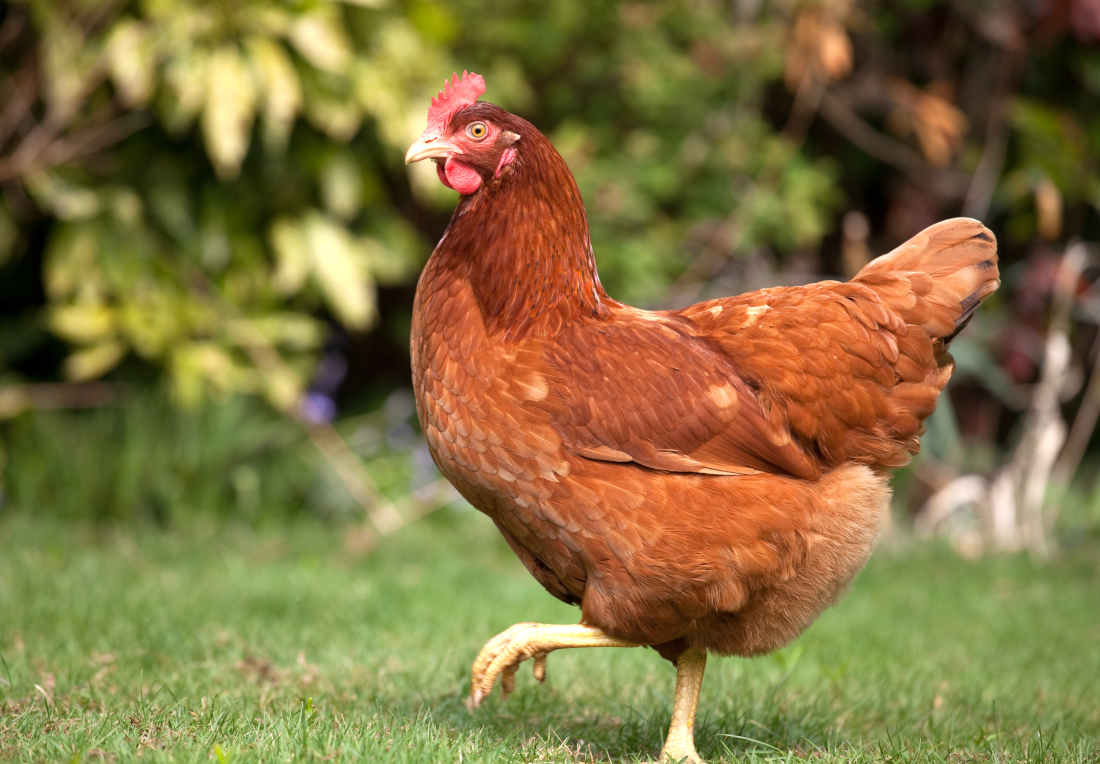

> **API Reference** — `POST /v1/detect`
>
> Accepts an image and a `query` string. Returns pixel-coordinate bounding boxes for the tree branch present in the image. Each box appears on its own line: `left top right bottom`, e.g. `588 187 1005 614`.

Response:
818 90 927 175
0 113 149 183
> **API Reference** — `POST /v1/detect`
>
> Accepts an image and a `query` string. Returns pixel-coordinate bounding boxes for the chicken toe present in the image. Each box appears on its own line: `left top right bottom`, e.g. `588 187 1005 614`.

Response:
466 622 638 710
532 652 548 682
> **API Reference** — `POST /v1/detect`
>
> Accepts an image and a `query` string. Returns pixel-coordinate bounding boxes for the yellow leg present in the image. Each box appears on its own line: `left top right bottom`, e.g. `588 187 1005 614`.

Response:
466 624 707 763
659 647 707 764
466 622 638 710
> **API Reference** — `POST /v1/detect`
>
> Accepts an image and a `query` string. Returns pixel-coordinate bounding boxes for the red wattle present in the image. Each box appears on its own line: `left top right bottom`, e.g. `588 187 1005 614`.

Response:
443 157 483 195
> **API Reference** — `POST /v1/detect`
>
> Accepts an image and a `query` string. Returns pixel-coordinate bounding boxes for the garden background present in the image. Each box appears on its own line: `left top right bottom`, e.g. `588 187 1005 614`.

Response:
1 1 1098 761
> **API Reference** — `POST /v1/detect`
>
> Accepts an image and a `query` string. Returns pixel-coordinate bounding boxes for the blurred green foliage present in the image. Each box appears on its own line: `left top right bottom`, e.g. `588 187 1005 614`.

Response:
2 0 455 408
1 0 845 408
1 386 426 525
5 389 317 524
2 1 1100 528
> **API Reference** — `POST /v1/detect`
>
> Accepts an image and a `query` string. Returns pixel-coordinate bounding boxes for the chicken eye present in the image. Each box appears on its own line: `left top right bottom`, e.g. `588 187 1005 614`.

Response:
466 121 489 141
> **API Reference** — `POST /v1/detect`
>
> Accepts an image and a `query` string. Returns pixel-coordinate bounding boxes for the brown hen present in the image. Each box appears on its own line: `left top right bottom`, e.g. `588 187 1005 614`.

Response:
405 72 998 763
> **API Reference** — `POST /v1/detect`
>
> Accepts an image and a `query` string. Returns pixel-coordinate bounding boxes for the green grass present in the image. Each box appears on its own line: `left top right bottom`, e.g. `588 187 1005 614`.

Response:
1 509 1098 763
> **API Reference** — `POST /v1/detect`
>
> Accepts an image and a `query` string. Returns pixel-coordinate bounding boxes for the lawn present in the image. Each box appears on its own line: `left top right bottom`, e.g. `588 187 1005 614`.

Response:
1 508 1098 762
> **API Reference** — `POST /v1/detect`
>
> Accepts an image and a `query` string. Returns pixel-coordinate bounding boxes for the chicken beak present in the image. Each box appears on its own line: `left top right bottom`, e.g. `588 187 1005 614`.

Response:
405 135 459 165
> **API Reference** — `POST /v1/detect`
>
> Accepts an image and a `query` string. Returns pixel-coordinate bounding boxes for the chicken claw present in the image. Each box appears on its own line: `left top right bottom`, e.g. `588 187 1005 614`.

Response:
466 622 638 710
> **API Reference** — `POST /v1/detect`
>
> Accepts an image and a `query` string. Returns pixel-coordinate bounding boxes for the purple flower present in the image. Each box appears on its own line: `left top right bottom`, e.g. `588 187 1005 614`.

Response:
299 392 336 424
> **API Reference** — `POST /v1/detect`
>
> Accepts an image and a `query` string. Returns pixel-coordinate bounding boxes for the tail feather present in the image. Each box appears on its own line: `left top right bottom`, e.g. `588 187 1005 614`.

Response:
854 217 999 344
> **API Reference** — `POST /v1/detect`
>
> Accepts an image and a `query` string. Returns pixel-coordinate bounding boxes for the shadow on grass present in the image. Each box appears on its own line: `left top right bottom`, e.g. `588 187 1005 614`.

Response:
396 676 855 762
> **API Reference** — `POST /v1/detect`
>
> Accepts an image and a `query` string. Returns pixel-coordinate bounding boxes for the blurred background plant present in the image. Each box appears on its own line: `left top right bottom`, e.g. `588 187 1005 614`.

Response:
1 0 1098 554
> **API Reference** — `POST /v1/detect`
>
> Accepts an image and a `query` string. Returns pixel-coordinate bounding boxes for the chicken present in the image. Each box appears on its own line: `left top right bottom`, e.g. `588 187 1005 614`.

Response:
405 72 999 763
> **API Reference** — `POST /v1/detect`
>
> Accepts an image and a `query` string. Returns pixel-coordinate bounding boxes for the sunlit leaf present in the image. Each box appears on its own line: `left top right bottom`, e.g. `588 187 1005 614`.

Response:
39 11 99 122
288 7 352 73
304 212 375 329
244 5 295 36
225 314 324 350
64 341 126 381
246 36 302 152
25 172 101 221
352 20 448 149
161 48 208 133
171 342 255 407
106 18 156 107
270 217 310 295
353 62 408 147
202 45 257 179
320 151 363 219
49 303 115 343
44 225 101 300
262 363 305 413
118 290 212 359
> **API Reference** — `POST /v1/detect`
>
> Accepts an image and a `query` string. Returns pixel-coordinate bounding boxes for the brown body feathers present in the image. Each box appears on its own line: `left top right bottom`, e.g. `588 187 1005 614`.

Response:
410 97 999 660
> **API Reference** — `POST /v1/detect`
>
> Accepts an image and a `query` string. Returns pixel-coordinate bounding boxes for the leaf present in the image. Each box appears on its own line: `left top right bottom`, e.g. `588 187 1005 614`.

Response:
108 188 144 226
1010 98 1089 200
270 217 310 295
407 0 459 43
161 49 208 134
147 173 194 241
288 7 352 73
262 363 305 413
225 314 324 350
170 342 254 407
320 151 363 219
117 288 213 360
304 212 375 329
106 18 156 107
202 45 257 179
353 48 435 148
25 172 101 221
360 236 410 285
364 218 424 285
49 303 116 343
64 341 126 381
302 77 362 140
246 37 302 152
39 11 100 122
43 224 101 300
920 386 962 463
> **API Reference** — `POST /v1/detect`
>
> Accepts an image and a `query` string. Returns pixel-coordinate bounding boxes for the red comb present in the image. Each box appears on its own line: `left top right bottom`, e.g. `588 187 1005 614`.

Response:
426 71 486 133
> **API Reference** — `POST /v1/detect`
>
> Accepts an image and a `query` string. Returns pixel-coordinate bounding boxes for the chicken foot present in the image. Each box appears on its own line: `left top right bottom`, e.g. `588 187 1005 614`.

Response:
465 622 708 763
466 622 638 709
